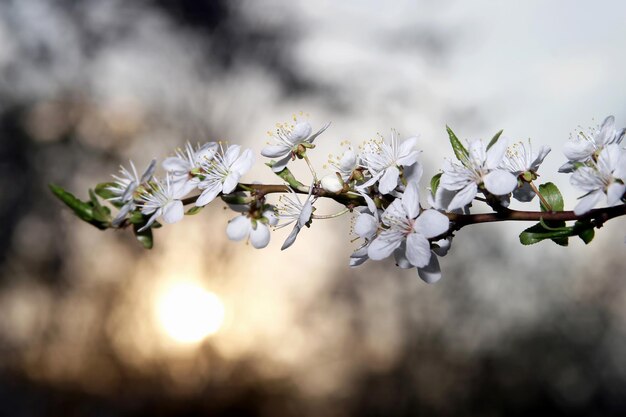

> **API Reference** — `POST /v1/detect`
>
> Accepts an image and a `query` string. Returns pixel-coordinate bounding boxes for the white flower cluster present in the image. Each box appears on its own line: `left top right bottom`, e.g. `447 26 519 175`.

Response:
90 114 625 285
107 141 255 232
433 136 551 211
560 116 626 215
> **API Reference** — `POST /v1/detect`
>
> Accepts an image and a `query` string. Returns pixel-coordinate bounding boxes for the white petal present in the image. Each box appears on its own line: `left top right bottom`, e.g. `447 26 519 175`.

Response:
396 150 420 167
263 210 279 226
414 209 449 239
250 223 271 249
417 254 442 284
223 144 241 166
140 159 157 183
597 144 621 173
432 238 452 256
403 162 423 184
485 136 508 169
398 136 418 158
112 203 132 227
339 150 357 171
222 172 241 195
298 199 313 227
401 181 421 219
231 149 255 175
350 246 369 267
261 144 290 158
281 225 301 250
161 200 184 224
596 115 616 146
574 190 604 215
291 121 313 142
226 216 251 241
405 233 431 268
162 157 190 174
354 213 378 240
484 170 517 195
367 231 403 260
447 183 478 211
564 140 594 162
271 154 292 172
306 122 330 143
194 143 218 164
607 182 626 206
138 210 160 232
378 166 400 194
394 245 413 269
195 182 221 206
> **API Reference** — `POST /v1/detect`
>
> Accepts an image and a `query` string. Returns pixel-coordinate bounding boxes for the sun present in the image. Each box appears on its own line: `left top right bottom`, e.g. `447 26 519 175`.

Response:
155 281 225 344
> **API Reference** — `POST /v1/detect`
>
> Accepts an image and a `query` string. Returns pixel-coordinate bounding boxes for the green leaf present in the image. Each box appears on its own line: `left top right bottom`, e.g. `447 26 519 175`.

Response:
445 125 469 162
133 224 153 249
430 173 442 198
486 129 503 151
88 189 111 223
50 184 94 222
538 182 564 212
185 206 204 215
49 184 110 230
519 222 573 246
266 163 305 189
574 220 595 244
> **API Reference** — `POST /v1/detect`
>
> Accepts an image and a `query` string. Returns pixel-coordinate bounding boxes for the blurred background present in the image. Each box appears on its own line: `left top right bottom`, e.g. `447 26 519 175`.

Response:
1 0 625 415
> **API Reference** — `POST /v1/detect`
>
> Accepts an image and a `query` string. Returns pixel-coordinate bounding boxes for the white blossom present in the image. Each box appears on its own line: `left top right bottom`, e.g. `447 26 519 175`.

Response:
226 209 278 249
275 188 315 250
439 137 517 210
570 144 626 215
367 182 450 282
137 174 185 231
261 121 330 172
501 140 551 202
107 159 156 226
360 130 421 194
562 116 625 169
162 141 218 195
349 209 380 267
195 144 255 207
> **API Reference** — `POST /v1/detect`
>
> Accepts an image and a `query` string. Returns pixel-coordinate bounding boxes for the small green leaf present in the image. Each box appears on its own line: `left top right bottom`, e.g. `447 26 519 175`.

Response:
486 129 503 150
538 217 569 232
50 184 94 222
519 222 573 246
445 125 469 162
185 206 204 215
430 173 442 198
266 163 305 189
574 220 595 244
133 224 153 249
88 189 112 223
538 182 564 212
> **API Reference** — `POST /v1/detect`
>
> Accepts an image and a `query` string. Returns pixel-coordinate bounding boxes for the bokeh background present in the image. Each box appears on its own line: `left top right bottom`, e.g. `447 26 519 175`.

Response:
1 0 626 415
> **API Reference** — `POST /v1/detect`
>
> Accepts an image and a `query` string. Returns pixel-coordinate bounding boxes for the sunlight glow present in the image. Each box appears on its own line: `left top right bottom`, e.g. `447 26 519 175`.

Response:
156 282 225 344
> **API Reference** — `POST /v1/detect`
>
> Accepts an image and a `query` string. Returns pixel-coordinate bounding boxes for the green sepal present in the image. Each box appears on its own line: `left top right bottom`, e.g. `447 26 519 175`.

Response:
538 182 564 212
49 184 109 230
94 182 119 201
445 125 469 162
486 129 503 151
430 172 442 198
185 206 204 215
265 162 305 189
132 223 153 249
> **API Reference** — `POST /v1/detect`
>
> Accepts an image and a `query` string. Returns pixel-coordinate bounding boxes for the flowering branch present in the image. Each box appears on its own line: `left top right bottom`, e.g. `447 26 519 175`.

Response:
51 114 626 283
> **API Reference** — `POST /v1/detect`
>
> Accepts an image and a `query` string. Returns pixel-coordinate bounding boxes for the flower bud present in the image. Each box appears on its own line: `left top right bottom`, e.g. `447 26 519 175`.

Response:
320 174 344 193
